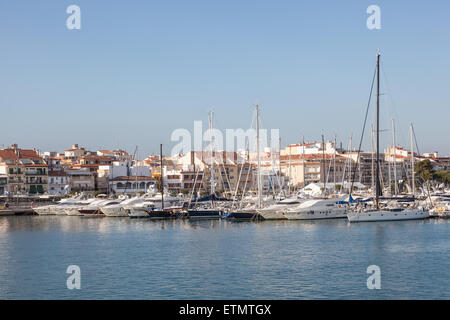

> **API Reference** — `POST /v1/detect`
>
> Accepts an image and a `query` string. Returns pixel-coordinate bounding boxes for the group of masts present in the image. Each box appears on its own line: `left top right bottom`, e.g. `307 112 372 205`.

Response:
134 52 420 215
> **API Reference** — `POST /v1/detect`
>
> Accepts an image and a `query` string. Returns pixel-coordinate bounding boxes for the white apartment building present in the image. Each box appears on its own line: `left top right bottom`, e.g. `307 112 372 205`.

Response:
48 171 70 195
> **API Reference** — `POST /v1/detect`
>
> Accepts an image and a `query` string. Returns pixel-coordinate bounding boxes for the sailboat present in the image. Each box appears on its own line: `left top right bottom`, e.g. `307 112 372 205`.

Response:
347 52 429 222
279 135 349 220
129 144 176 219
187 111 223 219
226 104 264 221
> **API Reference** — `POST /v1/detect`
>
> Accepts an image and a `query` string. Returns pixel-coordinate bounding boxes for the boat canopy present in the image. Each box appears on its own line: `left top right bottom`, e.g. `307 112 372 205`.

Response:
195 194 232 202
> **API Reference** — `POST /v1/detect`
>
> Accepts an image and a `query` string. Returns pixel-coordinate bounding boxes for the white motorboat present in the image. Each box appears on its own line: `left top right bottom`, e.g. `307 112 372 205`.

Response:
78 199 121 216
53 203 75 216
258 196 305 220
33 204 54 215
128 201 152 218
64 199 98 216
283 198 348 220
34 195 85 215
127 196 182 219
347 207 429 222
147 193 184 208
101 196 143 217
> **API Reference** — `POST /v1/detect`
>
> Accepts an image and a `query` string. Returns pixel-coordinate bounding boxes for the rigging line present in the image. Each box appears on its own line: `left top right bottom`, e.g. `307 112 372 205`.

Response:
231 109 256 208
382 66 408 148
411 125 421 156
188 167 200 206
381 67 401 121
349 65 377 198
207 111 233 197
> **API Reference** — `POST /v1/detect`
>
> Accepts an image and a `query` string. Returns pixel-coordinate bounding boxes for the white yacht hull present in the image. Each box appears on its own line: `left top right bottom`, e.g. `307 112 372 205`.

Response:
102 206 129 217
34 206 53 215
284 209 347 220
347 209 429 222
258 210 287 220
65 208 84 216
54 207 68 216
128 207 149 218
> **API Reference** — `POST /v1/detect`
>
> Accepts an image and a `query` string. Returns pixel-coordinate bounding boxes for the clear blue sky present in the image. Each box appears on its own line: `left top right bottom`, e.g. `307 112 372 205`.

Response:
1 0 449 156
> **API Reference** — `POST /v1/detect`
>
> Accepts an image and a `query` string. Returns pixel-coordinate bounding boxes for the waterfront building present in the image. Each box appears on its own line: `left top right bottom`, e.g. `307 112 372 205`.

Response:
97 149 132 161
64 144 86 159
97 160 152 194
66 169 95 192
279 152 347 189
48 171 70 195
0 175 7 195
258 166 286 193
163 168 205 193
46 155 65 172
159 151 254 195
423 152 450 172
0 144 48 195
278 142 348 188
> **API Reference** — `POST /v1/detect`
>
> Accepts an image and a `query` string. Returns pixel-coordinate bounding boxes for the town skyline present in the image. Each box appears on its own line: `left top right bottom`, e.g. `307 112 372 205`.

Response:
1 1 449 156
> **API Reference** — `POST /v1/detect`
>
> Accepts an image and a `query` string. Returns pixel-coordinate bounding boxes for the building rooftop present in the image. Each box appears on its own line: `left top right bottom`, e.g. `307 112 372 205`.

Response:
111 176 155 181
0 148 41 161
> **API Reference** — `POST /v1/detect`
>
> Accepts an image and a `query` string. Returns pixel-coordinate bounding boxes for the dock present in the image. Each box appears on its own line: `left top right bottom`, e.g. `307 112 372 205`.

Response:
0 210 15 216
0 208 36 216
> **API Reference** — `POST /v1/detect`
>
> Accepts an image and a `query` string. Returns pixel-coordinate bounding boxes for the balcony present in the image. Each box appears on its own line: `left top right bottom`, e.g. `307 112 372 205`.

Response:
7 179 23 184
26 179 47 184
25 170 46 176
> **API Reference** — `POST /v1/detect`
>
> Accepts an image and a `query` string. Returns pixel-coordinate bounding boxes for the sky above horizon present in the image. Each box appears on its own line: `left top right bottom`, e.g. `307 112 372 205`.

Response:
1 1 449 157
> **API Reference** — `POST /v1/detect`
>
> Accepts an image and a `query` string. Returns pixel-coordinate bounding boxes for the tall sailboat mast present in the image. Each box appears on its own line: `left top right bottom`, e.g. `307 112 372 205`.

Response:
302 136 306 188
410 123 415 199
279 136 282 194
371 124 375 193
322 134 326 195
135 146 139 195
375 52 381 209
347 52 430 222
392 119 398 195
333 134 336 187
256 104 262 209
209 111 215 197
209 111 216 208
160 143 164 210
288 141 292 196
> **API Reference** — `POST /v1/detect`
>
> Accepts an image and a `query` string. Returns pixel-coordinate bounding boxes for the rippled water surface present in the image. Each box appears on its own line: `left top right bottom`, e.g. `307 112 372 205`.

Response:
0 216 449 299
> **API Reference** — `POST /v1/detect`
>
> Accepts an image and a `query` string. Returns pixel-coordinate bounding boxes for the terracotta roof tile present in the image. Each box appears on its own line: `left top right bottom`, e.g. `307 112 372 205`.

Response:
0 149 41 160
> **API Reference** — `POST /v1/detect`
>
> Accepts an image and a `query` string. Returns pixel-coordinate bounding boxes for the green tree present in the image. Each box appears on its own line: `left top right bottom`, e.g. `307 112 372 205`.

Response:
434 171 450 185
414 160 434 186
414 160 436 199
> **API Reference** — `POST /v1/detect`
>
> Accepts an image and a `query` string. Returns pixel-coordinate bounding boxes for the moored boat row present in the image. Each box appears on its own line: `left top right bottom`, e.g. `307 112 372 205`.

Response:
31 193 439 222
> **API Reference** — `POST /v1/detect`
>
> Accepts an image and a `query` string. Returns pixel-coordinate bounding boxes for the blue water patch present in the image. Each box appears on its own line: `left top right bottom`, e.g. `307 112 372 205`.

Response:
0 216 448 299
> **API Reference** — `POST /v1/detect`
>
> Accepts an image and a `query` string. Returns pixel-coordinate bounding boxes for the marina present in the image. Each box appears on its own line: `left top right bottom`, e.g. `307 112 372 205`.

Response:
0 215 449 299
1 1 450 304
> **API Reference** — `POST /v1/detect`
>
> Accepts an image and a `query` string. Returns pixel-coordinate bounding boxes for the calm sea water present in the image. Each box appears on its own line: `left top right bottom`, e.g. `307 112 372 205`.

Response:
0 216 449 299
